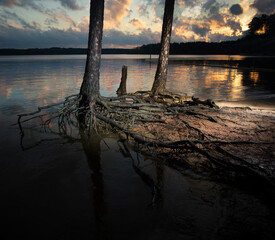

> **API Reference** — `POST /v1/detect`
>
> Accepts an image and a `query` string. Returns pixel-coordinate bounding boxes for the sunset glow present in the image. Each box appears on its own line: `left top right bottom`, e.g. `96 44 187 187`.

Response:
0 0 274 48
255 24 268 35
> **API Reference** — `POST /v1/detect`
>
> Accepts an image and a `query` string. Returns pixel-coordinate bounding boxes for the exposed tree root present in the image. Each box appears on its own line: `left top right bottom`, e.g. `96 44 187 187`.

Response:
16 91 275 187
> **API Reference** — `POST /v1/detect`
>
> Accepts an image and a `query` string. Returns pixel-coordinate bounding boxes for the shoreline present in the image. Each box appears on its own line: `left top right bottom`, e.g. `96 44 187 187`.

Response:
216 97 275 116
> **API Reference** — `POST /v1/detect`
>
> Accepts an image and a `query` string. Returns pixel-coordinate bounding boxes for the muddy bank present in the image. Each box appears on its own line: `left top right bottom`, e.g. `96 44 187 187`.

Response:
17 92 275 186
128 96 275 183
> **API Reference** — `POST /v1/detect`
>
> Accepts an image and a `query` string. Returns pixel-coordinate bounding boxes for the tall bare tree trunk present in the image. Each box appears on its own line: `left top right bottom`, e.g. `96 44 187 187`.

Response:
79 0 105 107
151 0 175 96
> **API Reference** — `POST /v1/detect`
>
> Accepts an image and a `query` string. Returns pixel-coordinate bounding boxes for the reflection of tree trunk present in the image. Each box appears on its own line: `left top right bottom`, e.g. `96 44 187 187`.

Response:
153 162 164 208
130 158 164 208
79 127 106 238
79 0 105 107
151 0 175 96
156 163 164 190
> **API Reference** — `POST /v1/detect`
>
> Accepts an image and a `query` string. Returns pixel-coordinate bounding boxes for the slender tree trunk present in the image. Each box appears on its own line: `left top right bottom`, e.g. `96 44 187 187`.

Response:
151 0 175 96
79 0 105 107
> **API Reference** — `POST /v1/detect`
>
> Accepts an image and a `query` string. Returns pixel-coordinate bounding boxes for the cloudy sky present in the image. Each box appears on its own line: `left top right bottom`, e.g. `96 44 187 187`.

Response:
0 0 274 49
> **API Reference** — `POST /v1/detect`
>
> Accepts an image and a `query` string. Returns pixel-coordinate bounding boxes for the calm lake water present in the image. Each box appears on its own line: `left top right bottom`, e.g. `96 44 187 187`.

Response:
0 55 275 239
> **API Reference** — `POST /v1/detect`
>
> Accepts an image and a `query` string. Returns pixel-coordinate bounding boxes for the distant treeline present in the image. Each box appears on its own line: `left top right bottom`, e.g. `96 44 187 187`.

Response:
0 37 274 56
0 47 136 55
136 37 275 55
1 13 274 56
137 13 275 56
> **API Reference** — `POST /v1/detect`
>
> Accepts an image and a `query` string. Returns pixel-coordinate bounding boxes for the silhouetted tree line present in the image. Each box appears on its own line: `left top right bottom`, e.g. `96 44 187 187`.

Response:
247 13 275 38
137 13 275 56
1 13 274 56
0 48 134 55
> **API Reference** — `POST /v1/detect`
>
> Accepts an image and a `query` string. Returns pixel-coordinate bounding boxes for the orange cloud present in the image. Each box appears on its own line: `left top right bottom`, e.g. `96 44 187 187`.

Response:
128 18 145 30
210 19 234 36
105 0 132 28
77 16 89 32
56 12 76 27
173 17 210 41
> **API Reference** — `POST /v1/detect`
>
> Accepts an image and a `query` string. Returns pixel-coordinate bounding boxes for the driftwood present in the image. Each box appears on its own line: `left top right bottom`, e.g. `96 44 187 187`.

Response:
116 65 127 96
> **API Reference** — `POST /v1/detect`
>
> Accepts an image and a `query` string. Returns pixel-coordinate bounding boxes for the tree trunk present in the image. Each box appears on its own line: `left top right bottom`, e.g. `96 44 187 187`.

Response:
79 0 105 107
151 0 175 96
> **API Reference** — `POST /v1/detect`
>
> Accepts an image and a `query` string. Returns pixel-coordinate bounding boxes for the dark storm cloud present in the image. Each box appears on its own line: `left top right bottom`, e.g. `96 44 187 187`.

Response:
0 0 19 7
202 0 225 14
103 28 160 46
0 22 160 49
201 0 225 22
251 0 275 14
0 24 87 48
151 0 200 20
56 0 80 10
0 0 81 11
207 33 239 42
0 9 40 30
230 4 243 15
0 0 43 11
226 19 242 34
192 24 210 37
45 9 77 27
137 0 199 22
0 1 77 28
202 0 216 11
178 0 199 8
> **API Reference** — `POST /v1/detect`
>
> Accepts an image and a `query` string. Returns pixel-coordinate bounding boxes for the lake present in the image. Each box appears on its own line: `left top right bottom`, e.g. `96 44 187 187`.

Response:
0 55 275 239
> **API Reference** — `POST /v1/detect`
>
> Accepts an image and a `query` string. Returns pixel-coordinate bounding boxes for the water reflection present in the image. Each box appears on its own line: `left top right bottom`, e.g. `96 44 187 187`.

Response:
80 129 107 239
1 55 275 239
1 55 275 116
168 63 248 100
154 162 164 208
250 72 260 85
1 112 275 239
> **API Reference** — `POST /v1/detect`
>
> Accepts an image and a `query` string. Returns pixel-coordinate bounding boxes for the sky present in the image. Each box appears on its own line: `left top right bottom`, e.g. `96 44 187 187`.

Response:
0 0 275 49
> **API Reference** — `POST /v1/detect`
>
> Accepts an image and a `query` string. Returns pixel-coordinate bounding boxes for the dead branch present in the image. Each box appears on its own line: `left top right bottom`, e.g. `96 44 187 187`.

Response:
116 65 127 96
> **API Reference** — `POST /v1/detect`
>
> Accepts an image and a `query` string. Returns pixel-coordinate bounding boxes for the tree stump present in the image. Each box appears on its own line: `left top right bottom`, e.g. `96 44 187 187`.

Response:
116 65 127 96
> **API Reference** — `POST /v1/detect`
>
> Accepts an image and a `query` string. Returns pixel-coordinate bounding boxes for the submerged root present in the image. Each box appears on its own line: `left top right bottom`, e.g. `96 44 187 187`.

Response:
16 91 275 186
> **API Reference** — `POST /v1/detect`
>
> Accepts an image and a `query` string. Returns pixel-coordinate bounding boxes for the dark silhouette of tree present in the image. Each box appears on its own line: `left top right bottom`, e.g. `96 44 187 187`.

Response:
247 13 275 37
151 0 175 96
248 14 268 36
79 0 105 107
266 13 275 36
